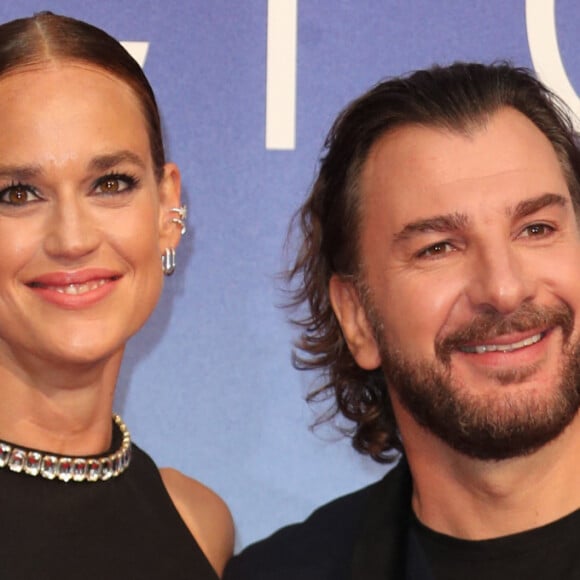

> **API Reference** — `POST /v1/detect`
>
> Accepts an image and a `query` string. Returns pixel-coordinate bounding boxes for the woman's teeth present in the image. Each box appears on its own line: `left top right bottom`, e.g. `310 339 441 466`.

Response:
49 279 108 295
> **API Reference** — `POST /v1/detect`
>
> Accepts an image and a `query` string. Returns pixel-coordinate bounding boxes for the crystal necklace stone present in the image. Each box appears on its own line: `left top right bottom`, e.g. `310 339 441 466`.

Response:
86 458 101 482
72 458 88 482
8 448 26 472
24 451 42 476
41 456 58 480
100 457 113 481
58 458 73 482
0 442 10 467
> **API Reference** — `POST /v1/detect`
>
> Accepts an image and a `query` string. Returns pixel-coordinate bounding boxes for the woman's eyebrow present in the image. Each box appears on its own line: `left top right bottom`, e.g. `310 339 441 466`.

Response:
0 151 147 181
88 150 146 172
0 164 43 180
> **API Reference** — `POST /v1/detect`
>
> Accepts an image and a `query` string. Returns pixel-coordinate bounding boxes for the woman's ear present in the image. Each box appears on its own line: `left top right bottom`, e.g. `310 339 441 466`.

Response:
329 275 381 370
158 162 183 250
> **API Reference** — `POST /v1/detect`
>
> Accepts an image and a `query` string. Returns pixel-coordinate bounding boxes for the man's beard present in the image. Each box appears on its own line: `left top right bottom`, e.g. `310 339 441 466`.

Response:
362 292 580 461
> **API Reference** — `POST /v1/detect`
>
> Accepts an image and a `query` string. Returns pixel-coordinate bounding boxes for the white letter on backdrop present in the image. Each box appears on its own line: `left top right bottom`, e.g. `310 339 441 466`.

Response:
526 0 580 128
266 0 298 150
121 42 150 68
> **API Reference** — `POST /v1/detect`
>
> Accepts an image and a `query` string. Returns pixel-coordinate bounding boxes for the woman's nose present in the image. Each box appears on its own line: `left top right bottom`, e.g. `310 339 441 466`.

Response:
43 197 101 260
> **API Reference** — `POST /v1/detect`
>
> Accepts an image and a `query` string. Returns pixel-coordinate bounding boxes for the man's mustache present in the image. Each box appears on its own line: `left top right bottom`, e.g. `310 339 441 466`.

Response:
435 302 574 364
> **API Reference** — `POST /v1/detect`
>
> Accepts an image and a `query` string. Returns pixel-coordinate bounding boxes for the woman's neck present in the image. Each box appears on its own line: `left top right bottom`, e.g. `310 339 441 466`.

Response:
0 349 123 455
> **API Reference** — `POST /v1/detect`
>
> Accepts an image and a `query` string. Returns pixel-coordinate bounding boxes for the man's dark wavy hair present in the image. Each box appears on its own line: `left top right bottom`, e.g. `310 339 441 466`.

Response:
287 61 580 463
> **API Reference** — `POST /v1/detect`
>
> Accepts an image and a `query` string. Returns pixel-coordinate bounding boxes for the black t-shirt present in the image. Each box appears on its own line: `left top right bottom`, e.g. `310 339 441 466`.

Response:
409 507 580 580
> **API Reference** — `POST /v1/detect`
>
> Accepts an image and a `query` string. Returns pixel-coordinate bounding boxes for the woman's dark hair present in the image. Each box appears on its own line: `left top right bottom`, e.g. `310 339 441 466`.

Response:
0 12 165 180
288 62 580 462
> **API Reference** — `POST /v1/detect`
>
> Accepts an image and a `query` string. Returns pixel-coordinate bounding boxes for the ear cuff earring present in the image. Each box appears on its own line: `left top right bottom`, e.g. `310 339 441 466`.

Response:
161 247 176 276
170 205 187 235
161 206 187 276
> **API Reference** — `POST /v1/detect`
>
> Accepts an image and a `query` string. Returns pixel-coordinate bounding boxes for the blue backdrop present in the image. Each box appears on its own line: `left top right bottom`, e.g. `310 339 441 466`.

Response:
1 0 578 550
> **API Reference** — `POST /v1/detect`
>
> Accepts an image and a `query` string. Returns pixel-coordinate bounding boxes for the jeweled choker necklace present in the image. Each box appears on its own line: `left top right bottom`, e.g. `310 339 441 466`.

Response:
0 414 131 483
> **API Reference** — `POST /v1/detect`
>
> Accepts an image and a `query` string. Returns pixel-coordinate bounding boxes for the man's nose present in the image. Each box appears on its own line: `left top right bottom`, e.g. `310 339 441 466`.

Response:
464 245 535 314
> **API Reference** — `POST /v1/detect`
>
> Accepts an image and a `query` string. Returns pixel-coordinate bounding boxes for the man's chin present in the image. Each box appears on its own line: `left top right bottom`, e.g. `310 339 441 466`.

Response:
388 349 580 462
439 393 574 460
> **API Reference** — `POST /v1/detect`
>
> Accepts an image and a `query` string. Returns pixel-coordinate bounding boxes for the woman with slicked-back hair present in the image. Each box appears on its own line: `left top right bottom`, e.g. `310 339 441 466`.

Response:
0 12 232 579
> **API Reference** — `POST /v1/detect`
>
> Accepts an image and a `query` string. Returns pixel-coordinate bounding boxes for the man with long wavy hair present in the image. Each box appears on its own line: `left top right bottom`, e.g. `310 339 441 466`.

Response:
226 62 580 579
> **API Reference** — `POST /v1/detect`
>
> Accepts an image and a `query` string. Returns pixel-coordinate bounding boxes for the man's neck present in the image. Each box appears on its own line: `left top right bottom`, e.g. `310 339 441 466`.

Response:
404 413 580 540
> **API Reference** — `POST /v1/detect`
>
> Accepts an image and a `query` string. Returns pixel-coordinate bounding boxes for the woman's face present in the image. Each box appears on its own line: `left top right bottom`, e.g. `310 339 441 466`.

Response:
0 62 180 369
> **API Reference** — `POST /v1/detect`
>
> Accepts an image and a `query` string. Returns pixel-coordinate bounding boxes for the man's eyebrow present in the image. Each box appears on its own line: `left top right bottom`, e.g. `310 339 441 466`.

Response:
509 192 568 219
393 212 469 243
88 151 146 172
392 193 569 243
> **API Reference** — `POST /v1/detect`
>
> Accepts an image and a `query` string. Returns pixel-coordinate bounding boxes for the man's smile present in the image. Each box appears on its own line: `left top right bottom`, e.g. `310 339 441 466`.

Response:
458 331 545 354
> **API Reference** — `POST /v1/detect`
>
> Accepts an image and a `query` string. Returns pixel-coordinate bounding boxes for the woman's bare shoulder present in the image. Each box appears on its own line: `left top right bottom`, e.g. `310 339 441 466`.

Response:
160 467 234 577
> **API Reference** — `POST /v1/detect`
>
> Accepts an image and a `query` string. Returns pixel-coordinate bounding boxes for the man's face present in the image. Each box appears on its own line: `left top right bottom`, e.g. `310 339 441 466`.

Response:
331 107 580 460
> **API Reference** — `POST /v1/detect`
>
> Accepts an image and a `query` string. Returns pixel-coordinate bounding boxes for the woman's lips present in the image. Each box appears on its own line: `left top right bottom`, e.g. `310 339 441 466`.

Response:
30 278 111 294
26 270 121 308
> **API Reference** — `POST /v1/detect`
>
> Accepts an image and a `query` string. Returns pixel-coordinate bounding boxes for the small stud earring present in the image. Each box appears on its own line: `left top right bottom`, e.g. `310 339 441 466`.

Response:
170 205 187 235
161 247 176 276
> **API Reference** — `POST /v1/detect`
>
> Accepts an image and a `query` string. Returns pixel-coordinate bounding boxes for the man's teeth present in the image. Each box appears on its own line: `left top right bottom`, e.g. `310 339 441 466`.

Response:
460 333 543 354
49 279 108 295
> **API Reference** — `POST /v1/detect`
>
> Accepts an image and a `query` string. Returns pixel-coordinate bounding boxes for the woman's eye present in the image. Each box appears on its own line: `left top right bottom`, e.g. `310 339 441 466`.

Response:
94 174 137 195
98 178 122 193
0 184 39 205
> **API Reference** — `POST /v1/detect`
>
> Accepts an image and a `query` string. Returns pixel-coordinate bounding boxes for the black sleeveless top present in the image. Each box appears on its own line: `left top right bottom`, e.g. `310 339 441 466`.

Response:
0 437 218 579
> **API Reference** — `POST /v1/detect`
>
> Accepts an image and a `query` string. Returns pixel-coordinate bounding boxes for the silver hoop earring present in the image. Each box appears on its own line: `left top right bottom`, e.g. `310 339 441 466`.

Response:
170 205 187 235
161 247 176 276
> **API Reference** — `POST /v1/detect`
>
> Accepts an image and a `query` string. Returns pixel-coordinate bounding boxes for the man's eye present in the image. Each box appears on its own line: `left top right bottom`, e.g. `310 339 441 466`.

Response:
0 184 39 205
417 242 454 258
520 223 554 238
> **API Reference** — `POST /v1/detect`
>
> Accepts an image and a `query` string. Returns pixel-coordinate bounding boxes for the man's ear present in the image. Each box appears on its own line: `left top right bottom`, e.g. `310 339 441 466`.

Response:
329 274 381 370
158 162 183 251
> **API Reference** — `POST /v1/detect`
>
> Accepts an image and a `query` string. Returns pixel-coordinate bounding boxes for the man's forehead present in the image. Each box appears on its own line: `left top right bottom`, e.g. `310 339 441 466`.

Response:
358 108 569 220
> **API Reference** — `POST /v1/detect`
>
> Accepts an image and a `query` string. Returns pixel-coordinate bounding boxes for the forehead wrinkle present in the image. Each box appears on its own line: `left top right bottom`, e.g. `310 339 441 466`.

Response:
393 212 470 243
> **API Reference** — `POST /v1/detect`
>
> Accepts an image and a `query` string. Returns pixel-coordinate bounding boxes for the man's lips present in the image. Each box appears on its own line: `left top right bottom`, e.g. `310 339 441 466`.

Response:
435 303 574 364
458 331 546 354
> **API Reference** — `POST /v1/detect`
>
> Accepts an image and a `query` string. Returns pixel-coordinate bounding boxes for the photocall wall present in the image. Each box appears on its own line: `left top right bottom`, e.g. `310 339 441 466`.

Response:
1 0 578 549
